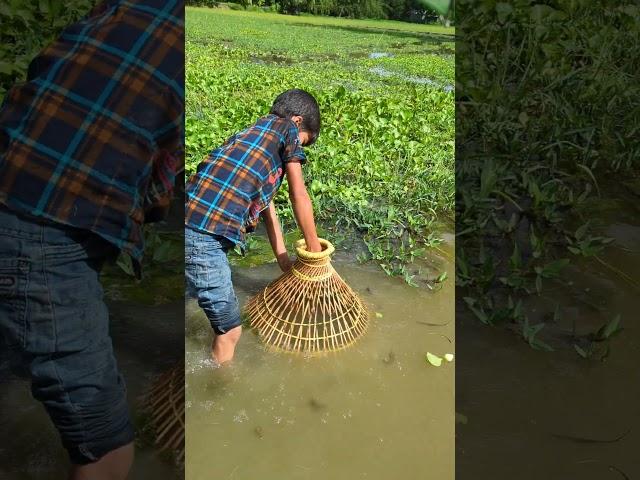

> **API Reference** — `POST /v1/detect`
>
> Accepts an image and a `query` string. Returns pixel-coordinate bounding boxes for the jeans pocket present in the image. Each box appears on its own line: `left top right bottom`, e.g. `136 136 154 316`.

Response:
43 239 106 352
53 282 107 352
0 257 30 348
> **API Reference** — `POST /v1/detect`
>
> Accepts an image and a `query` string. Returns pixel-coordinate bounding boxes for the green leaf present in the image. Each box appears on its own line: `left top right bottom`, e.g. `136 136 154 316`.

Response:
116 253 135 277
540 258 569 278
602 314 621 338
495 3 513 23
426 352 442 367
518 111 528 125
575 221 590 240
510 242 521 269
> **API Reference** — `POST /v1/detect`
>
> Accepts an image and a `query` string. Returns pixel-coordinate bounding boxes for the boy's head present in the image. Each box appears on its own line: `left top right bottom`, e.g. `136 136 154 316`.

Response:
270 89 320 146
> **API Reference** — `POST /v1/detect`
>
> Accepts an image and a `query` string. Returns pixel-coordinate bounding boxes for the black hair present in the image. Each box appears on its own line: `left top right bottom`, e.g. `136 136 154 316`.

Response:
270 89 321 145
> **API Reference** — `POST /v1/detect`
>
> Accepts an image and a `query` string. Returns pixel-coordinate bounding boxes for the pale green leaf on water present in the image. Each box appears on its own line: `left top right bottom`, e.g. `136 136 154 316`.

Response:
426 352 442 367
375 312 383 318
444 353 454 362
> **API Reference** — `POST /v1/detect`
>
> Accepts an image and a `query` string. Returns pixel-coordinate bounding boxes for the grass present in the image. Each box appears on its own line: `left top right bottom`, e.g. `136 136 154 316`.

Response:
186 7 455 284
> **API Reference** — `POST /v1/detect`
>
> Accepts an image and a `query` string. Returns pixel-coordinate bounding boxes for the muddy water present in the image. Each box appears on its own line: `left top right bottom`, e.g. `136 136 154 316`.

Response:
0 198 184 479
456 185 640 479
185 243 454 479
0 300 184 480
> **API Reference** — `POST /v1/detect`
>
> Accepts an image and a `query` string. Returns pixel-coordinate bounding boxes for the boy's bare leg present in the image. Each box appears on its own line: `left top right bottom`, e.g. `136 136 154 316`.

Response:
212 325 242 364
69 442 134 480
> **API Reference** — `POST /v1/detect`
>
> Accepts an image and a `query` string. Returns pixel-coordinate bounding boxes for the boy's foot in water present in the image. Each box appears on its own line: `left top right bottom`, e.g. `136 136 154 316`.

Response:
212 325 242 365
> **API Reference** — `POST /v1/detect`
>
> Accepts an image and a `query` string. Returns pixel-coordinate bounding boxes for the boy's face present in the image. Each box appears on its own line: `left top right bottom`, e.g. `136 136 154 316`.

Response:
290 115 313 146
298 130 312 146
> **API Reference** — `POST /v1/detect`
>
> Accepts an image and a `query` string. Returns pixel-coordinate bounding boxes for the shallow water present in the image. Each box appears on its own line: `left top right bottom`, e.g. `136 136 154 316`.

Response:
456 182 640 479
0 200 185 479
185 246 454 479
369 52 393 59
0 300 184 479
368 65 453 91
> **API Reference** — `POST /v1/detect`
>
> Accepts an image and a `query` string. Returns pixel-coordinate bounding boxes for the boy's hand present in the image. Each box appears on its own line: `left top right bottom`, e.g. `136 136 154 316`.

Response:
276 253 293 272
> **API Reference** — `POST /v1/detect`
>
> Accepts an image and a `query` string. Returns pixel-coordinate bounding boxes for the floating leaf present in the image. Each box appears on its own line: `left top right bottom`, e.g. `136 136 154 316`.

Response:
375 312 383 318
426 352 442 367
444 353 454 362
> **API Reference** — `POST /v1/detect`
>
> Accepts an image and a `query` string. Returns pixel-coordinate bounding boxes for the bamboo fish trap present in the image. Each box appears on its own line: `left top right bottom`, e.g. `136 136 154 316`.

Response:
245 238 368 353
147 362 185 465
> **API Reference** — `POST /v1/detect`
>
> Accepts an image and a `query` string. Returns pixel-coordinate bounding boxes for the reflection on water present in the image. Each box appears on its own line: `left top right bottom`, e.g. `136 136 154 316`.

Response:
186 251 454 480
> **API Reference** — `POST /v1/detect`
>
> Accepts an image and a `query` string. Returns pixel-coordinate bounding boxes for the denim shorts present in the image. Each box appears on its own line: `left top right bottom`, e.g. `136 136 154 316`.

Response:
0 204 135 465
185 226 242 335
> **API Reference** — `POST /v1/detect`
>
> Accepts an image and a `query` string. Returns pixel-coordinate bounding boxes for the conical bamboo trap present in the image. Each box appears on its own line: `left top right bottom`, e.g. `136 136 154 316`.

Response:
147 362 185 465
245 238 368 353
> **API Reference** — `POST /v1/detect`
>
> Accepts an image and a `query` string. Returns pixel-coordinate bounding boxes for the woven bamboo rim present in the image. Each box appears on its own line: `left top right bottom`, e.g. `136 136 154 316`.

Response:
245 238 368 354
295 238 335 260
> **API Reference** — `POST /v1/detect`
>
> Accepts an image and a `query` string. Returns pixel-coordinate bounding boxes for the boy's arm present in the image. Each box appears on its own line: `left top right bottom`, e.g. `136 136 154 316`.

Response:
285 162 322 253
261 201 293 272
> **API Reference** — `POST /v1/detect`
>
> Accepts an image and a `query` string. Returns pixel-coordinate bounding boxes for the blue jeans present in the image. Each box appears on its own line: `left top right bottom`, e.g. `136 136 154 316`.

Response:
185 226 242 334
0 204 134 464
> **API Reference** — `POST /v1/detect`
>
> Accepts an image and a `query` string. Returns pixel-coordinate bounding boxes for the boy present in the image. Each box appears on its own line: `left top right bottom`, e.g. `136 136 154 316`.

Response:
185 89 323 365
0 1 183 478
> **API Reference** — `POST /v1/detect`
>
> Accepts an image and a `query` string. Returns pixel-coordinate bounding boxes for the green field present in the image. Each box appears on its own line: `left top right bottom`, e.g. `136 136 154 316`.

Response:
186 8 454 282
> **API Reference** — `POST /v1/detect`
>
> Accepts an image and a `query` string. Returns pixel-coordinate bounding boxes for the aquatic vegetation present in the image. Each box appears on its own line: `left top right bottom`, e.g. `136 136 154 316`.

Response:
456 0 639 351
186 8 455 282
573 314 623 361
102 228 184 305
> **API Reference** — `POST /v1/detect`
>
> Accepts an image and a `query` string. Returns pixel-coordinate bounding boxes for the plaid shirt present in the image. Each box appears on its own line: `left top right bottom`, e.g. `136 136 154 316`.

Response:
185 114 306 248
0 0 184 272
